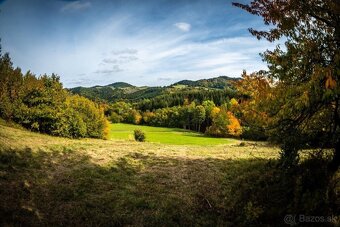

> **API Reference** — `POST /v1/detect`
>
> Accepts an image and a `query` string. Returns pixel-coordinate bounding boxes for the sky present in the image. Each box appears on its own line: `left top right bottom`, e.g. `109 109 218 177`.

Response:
0 0 276 88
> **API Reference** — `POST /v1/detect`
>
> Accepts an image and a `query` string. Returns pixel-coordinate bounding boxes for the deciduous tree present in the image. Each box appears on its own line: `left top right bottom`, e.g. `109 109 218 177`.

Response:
233 0 340 171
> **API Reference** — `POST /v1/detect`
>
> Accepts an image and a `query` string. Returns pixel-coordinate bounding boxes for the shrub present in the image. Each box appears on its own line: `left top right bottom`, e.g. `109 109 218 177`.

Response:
134 129 145 142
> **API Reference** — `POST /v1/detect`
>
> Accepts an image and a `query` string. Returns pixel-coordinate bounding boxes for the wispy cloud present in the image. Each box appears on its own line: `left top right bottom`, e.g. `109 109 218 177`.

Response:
95 65 123 74
174 22 191 32
111 49 138 55
61 1 91 12
98 48 139 73
102 58 118 64
158 77 172 81
55 16 275 86
1 0 279 88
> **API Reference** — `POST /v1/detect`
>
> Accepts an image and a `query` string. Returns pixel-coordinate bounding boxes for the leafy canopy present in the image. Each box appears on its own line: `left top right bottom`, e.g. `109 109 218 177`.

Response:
233 0 340 170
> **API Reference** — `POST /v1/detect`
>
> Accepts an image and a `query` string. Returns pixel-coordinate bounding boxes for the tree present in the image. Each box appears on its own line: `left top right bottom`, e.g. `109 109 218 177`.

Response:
64 95 108 139
233 0 340 171
142 110 155 124
0 51 23 120
193 105 206 132
234 71 273 140
226 111 242 137
206 107 229 137
202 100 216 130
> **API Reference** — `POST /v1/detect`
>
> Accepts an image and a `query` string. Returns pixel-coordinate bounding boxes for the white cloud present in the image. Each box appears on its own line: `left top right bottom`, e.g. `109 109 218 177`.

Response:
111 49 138 55
174 22 191 32
95 65 123 74
61 1 91 12
102 58 118 64
12 12 278 88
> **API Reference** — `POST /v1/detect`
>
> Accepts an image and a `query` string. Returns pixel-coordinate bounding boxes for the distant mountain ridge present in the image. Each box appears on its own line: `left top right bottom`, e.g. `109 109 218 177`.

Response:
107 82 134 88
69 76 240 102
172 76 239 89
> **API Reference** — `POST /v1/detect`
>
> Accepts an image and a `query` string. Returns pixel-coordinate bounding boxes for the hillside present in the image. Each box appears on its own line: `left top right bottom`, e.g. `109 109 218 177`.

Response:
172 76 239 89
0 123 284 226
68 76 240 103
69 82 139 101
2 122 335 226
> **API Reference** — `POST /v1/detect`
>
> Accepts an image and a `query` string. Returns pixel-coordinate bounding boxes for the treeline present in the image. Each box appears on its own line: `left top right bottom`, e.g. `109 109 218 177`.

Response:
172 76 239 89
106 98 244 138
134 88 237 111
0 51 108 139
103 75 272 140
70 86 120 102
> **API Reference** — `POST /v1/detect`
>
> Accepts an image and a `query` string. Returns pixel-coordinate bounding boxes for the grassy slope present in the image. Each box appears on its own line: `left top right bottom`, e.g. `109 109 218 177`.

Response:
0 124 285 226
109 123 239 145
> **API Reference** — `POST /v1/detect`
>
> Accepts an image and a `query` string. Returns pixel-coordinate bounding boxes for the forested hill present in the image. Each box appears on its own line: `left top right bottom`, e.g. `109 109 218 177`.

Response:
172 76 239 89
69 76 240 103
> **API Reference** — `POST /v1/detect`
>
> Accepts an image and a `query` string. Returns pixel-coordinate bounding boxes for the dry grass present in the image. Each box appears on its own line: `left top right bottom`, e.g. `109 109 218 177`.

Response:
0 125 279 163
0 124 289 226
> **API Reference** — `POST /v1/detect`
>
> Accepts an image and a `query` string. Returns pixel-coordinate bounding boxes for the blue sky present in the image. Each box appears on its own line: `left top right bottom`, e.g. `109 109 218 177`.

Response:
0 0 276 87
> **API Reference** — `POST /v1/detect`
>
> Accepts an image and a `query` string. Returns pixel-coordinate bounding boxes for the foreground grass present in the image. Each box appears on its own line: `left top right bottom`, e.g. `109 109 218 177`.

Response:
0 124 338 226
109 123 238 145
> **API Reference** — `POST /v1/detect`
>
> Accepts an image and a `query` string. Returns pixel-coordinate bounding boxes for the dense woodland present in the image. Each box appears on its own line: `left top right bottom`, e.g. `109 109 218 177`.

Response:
69 75 253 139
0 50 109 139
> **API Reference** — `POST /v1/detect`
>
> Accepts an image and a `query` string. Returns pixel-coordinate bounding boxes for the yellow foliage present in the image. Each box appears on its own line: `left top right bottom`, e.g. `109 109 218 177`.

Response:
102 119 110 140
210 107 220 119
142 111 155 123
133 112 142 125
230 98 239 107
226 112 242 137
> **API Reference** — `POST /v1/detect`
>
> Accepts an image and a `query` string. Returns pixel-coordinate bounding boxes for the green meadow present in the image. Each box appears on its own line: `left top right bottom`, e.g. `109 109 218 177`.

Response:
109 123 238 145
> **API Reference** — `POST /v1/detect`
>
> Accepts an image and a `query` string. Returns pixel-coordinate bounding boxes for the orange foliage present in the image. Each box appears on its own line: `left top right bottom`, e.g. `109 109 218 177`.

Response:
226 111 242 136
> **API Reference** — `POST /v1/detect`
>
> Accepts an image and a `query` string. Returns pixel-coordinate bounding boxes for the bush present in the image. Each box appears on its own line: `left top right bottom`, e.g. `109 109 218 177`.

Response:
134 129 145 142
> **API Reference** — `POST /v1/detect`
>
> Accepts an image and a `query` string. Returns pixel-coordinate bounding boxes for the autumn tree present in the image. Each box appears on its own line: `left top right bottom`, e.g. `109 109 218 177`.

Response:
226 111 242 137
0 47 108 139
234 71 273 140
206 106 228 137
233 0 340 171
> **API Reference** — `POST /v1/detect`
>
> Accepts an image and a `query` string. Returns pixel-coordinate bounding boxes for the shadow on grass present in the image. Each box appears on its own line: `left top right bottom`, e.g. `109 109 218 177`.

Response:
181 133 234 141
0 147 338 226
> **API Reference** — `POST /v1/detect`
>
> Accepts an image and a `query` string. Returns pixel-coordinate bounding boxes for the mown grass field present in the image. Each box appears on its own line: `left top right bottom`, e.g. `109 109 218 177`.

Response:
3 123 336 226
109 123 238 145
